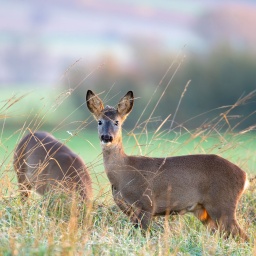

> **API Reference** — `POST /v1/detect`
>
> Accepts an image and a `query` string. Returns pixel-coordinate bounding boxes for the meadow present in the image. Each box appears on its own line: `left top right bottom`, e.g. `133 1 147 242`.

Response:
0 87 256 255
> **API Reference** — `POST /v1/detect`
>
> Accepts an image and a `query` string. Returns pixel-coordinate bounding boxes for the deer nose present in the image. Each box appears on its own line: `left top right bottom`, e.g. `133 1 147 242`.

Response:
101 134 113 143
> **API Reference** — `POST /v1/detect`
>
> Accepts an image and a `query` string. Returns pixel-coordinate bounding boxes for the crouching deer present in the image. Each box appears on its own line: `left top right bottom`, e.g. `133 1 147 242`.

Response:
86 90 249 240
13 131 92 201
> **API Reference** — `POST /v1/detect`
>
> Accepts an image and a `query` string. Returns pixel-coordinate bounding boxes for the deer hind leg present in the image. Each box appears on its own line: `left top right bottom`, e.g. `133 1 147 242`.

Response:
193 207 218 232
229 219 249 241
217 215 249 241
203 204 248 241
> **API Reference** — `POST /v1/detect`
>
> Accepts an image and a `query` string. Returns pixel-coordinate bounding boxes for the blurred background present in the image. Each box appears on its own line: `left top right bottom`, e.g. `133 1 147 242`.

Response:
1 0 256 132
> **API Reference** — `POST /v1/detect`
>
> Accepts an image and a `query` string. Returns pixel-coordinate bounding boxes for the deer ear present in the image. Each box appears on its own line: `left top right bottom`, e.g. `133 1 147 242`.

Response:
117 91 134 119
86 90 104 118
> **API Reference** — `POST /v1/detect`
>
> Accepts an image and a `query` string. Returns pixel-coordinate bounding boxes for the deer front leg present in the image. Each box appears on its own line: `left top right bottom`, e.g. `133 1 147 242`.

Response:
112 185 135 222
112 185 152 229
113 191 137 226
132 207 152 231
115 199 152 230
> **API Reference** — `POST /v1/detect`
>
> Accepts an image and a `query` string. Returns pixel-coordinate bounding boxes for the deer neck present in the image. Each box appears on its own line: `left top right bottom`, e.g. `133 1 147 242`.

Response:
101 136 127 174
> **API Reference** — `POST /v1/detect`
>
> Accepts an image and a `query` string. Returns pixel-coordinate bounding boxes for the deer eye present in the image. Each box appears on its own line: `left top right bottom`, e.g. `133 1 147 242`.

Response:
114 121 119 126
98 120 102 125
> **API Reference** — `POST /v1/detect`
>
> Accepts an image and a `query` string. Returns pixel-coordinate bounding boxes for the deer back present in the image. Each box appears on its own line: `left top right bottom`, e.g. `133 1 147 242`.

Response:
13 131 92 200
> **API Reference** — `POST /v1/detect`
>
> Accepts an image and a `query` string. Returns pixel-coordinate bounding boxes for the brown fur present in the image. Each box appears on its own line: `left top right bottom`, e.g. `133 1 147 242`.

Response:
86 90 248 240
13 131 92 201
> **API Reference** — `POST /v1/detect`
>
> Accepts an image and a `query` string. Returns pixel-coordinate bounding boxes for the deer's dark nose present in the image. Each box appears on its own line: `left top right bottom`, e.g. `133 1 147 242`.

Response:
101 134 113 143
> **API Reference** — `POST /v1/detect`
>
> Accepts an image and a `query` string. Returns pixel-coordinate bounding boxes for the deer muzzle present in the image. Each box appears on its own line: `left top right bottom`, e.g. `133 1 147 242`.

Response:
101 134 113 144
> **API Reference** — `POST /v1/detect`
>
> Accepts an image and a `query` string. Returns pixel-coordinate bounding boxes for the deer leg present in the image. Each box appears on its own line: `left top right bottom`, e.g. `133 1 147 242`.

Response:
132 207 152 231
229 219 249 241
112 186 152 231
120 203 152 230
113 196 140 228
218 215 249 241
204 203 248 241
16 172 31 201
193 207 218 233
114 198 152 230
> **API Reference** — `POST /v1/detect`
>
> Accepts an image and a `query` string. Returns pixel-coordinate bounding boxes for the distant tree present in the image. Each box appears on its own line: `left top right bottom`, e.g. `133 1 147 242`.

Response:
61 45 256 132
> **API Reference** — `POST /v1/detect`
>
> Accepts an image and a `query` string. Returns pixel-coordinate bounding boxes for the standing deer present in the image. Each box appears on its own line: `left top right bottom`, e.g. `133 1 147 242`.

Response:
86 90 249 240
13 131 92 201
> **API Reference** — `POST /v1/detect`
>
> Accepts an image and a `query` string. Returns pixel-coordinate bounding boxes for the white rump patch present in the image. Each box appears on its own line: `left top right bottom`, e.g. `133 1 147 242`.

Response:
244 178 250 191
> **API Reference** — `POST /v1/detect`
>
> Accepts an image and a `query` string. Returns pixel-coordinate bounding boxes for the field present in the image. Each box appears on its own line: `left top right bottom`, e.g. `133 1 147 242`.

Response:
0 88 256 255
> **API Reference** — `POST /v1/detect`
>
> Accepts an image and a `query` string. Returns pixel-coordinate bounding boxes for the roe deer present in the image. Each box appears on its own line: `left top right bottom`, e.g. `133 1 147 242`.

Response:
13 131 92 201
86 90 249 240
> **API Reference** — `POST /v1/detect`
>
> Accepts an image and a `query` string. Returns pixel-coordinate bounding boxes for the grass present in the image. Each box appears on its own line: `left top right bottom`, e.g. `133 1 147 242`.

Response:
0 85 256 255
0 185 255 255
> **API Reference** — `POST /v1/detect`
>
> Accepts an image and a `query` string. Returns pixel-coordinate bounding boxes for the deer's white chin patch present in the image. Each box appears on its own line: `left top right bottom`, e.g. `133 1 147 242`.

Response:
101 141 112 147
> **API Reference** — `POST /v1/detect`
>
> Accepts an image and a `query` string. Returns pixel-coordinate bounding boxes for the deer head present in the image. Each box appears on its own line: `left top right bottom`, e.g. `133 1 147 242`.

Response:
86 90 134 147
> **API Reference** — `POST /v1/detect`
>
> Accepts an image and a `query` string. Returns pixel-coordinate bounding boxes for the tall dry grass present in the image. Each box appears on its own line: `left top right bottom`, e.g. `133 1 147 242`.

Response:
0 57 256 255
